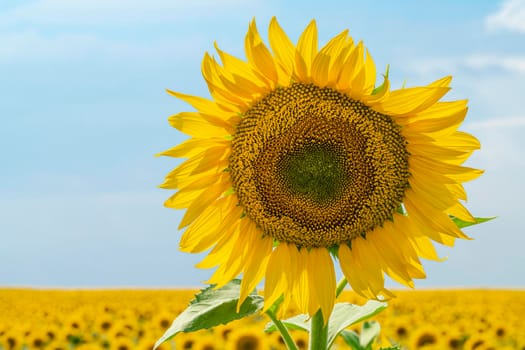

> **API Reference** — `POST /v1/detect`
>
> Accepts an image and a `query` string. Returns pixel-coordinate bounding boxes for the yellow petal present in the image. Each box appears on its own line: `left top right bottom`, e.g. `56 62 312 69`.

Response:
167 112 231 137
245 19 278 84
196 221 240 268
404 192 470 240
179 195 237 253
156 138 228 158
164 188 204 210
292 247 310 315
435 131 481 152
166 89 234 116
408 174 460 211
311 52 331 87
410 234 443 261
294 20 318 81
306 248 335 321
403 105 467 137
362 48 377 94
367 225 416 287
362 75 390 104
268 17 295 81
201 53 250 110
379 86 451 116
447 202 476 223
350 237 385 296
410 155 484 183
214 41 268 89
263 243 290 312
178 179 230 229
311 29 349 87
339 243 373 298
335 41 363 92
327 38 354 84
238 231 272 311
172 172 226 193
428 75 453 88
161 153 227 191
447 183 467 201
189 146 229 175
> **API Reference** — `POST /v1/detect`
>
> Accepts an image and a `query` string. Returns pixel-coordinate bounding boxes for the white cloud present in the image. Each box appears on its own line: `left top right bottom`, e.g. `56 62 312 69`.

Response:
485 0 525 33
464 54 525 73
0 30 202 63
465 116 525 130
0 0 255 26
409 54 525 76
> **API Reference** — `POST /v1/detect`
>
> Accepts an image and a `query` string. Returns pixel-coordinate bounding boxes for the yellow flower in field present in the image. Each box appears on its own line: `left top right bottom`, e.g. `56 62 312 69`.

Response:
193 334 222 350
291 331 309 350
74 343 101 350
268 331 288 350
408 325 444 349
0 330 19 350
226 326 268 350
214 323 235 341
94 313 114 334
111 337 136 350
463 333 496 350
160 17 481 320
443 330 465 350
137 334 174 350
489 320 508 340
174 331 198 350
26 329 48 349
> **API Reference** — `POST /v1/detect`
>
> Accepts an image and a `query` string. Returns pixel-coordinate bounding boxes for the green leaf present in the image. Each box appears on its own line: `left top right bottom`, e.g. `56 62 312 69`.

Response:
265 300 387 349
154 279 263 349
452 216 495 229
327 301 387 348
264 313 310 333
359 321 380 349
340 330 362 349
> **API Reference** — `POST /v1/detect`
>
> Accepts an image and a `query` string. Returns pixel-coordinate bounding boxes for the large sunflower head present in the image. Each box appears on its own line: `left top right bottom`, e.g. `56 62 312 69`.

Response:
159 18 482 321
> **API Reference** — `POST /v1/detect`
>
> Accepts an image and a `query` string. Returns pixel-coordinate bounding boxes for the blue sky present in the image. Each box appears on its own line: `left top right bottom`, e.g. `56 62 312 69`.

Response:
1 0 524 289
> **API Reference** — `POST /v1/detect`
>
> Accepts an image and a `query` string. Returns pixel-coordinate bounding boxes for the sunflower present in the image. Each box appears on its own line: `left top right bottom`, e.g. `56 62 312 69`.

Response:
226 326 268 350
160 18 481 321
408 325 444 349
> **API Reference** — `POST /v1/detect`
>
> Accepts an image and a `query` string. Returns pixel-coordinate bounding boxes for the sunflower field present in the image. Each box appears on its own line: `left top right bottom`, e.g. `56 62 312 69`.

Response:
0 288 523 350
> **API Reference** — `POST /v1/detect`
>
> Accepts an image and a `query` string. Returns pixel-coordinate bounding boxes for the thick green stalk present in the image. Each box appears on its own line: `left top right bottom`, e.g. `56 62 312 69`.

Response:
266 309 299 350
309 309 328 350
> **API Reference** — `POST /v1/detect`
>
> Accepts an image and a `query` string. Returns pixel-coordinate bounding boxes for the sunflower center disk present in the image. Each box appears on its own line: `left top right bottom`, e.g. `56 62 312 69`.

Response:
230 83 410 248
279 144 346 205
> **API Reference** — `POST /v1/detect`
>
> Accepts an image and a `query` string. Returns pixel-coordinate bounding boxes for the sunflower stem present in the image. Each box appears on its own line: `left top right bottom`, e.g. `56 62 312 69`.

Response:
265 309 299 350
336 277 348 298
309 309 328 350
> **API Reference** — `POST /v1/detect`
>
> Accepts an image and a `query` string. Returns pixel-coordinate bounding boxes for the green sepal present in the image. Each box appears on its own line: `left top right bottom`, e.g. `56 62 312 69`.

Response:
452 216 495 229
154 279 263 349
372 65 390 95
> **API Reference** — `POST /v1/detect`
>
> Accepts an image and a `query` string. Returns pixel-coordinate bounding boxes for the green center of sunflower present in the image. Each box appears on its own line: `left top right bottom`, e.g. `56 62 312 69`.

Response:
279 143 346 205
230 83 410 248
